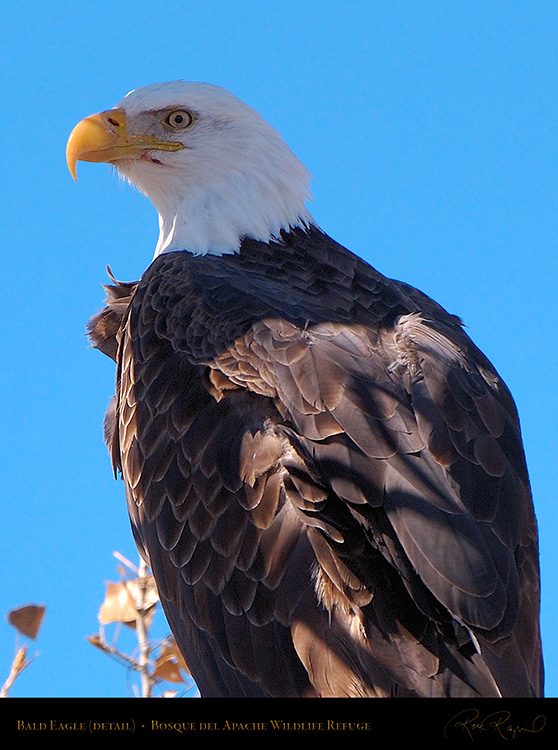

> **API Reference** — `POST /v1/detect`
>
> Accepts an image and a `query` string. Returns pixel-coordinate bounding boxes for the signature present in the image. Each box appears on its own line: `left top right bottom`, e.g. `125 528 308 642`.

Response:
444 708 546 741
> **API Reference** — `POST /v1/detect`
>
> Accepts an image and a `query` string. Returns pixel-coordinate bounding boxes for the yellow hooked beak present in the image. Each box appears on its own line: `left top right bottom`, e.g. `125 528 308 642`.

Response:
66 108 184 180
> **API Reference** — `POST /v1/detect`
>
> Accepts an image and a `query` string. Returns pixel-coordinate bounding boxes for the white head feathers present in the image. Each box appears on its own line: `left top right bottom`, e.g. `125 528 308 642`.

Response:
114 81 314 257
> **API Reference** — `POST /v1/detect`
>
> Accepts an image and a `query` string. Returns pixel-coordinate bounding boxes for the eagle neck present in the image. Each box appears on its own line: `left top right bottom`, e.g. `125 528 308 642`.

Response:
151 183 314 258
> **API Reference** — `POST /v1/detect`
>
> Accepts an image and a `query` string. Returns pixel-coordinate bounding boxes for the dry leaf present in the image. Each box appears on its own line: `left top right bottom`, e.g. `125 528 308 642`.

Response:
99 582 140 625
152 659 184 684
98 578 159 626
163 639 190 673
7 605 46 639
152 640 189 683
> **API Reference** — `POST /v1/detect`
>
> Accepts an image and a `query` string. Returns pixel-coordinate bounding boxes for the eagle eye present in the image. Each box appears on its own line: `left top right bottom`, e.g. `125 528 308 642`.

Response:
164 110 194 129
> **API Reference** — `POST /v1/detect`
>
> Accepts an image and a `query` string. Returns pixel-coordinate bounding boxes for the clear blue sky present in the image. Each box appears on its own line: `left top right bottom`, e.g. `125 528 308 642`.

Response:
1 1 556 698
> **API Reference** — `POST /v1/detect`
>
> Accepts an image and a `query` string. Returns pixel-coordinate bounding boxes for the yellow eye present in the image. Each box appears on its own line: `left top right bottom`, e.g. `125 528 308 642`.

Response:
165 110 194 129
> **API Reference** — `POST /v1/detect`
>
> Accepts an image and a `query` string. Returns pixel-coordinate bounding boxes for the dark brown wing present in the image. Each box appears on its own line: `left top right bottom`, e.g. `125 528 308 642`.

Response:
104 275 322 696
91 227 543 697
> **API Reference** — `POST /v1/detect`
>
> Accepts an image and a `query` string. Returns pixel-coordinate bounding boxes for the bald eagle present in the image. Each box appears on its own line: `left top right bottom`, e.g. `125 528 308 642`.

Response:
67 81 543 698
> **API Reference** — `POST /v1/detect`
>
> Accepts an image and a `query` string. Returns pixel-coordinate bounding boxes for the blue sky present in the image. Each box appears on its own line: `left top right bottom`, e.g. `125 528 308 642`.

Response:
1 1 556 698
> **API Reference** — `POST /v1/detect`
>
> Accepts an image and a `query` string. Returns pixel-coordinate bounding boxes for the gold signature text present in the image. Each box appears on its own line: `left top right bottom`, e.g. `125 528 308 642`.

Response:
444 709 546 742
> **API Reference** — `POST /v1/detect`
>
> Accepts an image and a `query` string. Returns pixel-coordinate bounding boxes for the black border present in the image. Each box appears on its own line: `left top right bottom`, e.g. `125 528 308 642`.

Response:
7 696 554 744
